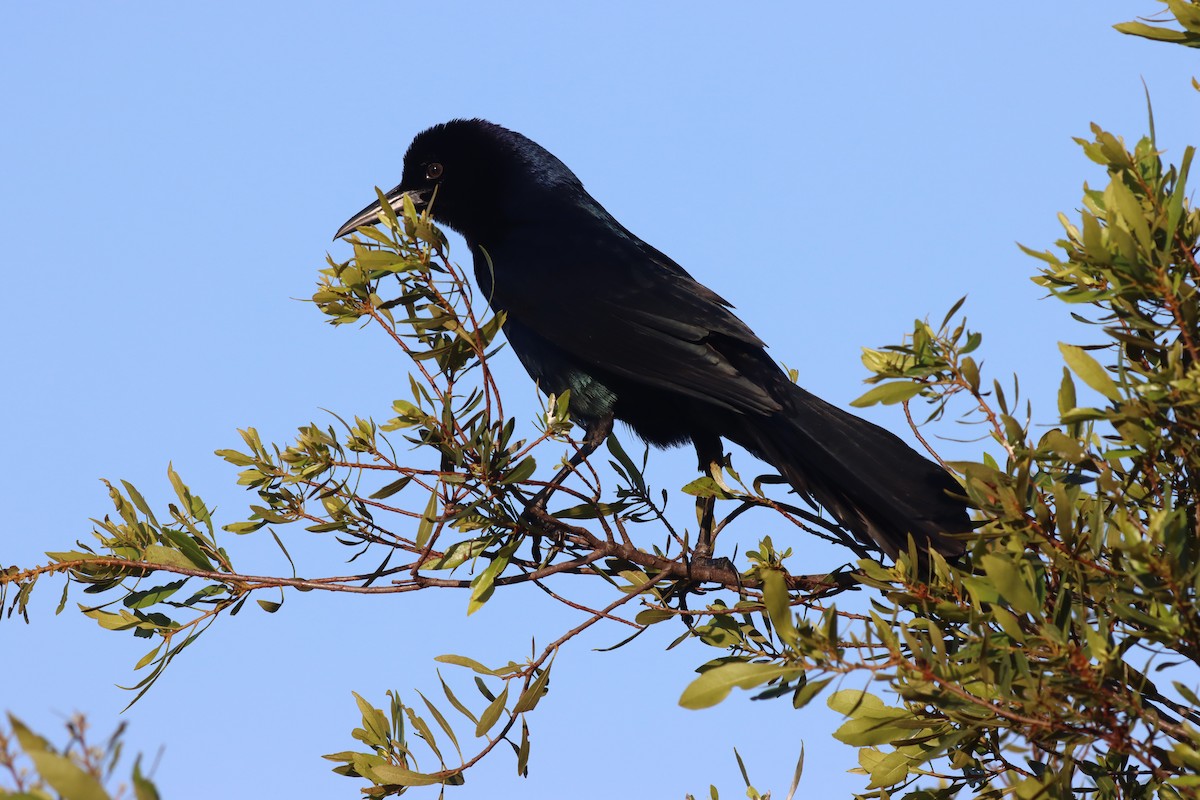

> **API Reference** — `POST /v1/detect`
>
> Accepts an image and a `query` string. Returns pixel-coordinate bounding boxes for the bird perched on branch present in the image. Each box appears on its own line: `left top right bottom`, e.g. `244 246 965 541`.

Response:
335 118 969 559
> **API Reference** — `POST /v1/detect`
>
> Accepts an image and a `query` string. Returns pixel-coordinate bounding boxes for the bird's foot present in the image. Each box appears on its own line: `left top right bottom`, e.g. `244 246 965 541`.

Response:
518 493 552 564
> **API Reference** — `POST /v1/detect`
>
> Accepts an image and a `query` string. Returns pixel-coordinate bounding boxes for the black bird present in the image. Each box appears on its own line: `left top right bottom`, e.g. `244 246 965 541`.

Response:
335 119 969 559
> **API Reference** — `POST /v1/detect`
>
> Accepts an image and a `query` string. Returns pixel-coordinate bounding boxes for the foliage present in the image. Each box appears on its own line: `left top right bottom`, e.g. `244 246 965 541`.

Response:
0 714 160 800
3 5 1200 799
1115 0 1200 48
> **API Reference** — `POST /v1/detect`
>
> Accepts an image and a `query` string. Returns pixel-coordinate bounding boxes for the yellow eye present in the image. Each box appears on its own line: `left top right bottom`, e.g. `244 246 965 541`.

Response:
425 162 444 179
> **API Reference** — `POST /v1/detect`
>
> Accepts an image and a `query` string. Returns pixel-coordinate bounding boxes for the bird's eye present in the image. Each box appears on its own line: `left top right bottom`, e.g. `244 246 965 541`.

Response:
425 162 444 180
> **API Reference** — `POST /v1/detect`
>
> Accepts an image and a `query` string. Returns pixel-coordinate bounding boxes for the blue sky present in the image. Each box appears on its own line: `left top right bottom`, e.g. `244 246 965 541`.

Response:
2 3 1196 798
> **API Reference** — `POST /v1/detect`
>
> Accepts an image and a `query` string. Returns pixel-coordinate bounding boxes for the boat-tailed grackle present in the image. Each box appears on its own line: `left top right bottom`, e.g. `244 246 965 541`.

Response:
335 119 970 559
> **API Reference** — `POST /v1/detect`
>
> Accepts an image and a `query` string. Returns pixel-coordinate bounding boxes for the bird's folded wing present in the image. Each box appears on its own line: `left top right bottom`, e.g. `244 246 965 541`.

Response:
490 237 782 416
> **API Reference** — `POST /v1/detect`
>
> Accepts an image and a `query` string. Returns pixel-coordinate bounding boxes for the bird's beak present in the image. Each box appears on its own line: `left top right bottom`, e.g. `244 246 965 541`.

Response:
333 185 429 240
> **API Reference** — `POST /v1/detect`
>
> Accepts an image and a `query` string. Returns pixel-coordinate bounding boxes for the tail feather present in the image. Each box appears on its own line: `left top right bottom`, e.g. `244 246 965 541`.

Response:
731 382 970 558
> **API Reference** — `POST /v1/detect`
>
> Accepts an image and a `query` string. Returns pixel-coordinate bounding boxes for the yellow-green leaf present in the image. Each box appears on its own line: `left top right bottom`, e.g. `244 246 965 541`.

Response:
369 764 443 787
679 662 797 709
1058 343 1120 402
850 381 923 408
760 568 798 646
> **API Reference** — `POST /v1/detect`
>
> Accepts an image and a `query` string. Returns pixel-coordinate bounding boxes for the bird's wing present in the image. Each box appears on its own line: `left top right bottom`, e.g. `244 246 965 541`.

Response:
484 232 782 416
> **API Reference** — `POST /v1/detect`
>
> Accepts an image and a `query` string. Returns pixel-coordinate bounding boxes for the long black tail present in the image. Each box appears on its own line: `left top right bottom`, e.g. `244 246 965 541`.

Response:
730 381 970 559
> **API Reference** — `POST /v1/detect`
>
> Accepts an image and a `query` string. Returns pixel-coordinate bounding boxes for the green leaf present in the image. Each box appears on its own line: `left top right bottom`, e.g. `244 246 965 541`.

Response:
404 707 442 761
416 487 439 550
960 356 981 392
792 676 832 709
499 456 536 484
940 295 967 328
8 715 51 757
214 448 256 467
47 551 95 563
849 381 923 408
785 743 805 800
827 689 885 716
474 683 509 737
980 554 1040 616
82 606 140 631
635 608 674 625
552 501 628 519
120 480 159 527
516 719 530 776
833 715 910 747
679 662 798 709
124 580 186 610
356 250 412 272
1058 343 1121 402
133 643 164 671
438 673 478 724
434 654 497 675
369 764 444 787
142 545 197 571
166 463 192 509
132 756 160 800
1166 146 1194 234
369 475 411 500
466 545 510 615
861 748 911 789
760 568 798 646
1108 173 1154 249
513 660 553 713
421 538 488 570
1057 367 1077 416
223 520 266 535
1115 19 1200 45
1173 682 1200 706
680 477 736 499
607 433 646 493
416 691 463 761
161 529 215 570
33 753 113 800
991 605 1027 644
352 692 390 748
9 716 111 800
1040 430 1086 463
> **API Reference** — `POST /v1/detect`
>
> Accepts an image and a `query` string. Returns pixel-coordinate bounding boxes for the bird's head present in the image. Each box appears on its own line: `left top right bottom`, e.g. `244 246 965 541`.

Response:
334 118 587 244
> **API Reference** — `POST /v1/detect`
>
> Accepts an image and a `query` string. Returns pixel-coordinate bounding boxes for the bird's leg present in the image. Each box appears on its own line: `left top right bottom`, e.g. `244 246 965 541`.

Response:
692 434 727 563
525 412 614 562
670 435 740 612
695 495 716 561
